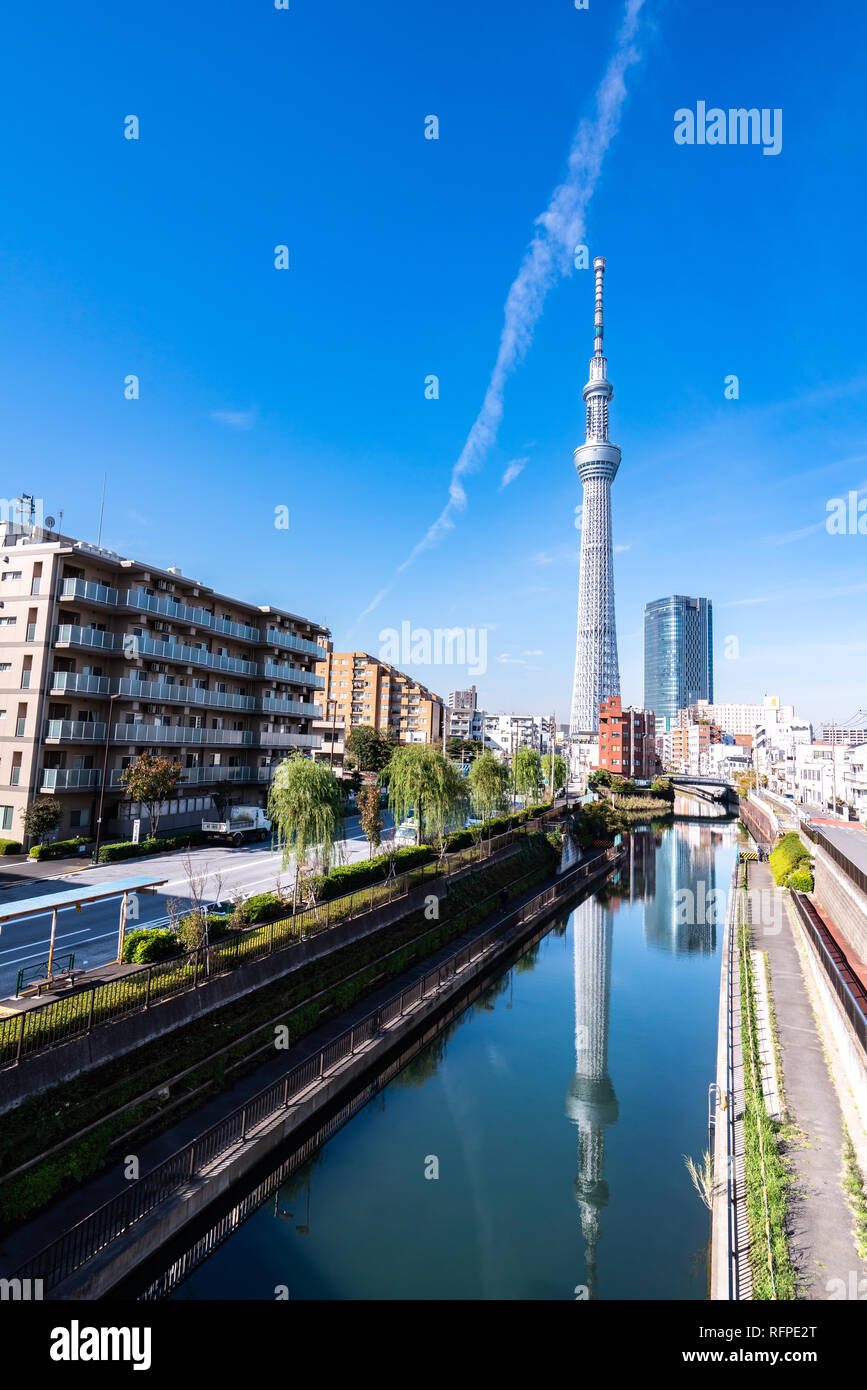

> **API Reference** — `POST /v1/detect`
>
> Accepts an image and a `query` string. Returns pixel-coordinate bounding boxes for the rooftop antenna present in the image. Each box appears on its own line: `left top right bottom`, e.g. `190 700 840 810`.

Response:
96 473 107 547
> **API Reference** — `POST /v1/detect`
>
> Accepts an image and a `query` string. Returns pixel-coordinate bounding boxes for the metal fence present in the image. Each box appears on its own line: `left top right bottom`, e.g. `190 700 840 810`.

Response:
801 821 867 899
0 817 559 1071
789 890 867 1054
11 840 620 1294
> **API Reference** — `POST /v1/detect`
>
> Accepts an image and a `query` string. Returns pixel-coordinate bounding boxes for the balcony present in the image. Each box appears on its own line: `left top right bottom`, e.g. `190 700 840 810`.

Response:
59 579 325 657
47 672 322 718
262 661 324 688
134 633 258 676
111 724 320 750
44 720 107 742
40 768 100 790
54 624 117 651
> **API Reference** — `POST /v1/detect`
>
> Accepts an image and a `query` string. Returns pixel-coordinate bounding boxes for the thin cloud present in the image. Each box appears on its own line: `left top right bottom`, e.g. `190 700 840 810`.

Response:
357 0 648 615
499 457 528 489
211 409 257 430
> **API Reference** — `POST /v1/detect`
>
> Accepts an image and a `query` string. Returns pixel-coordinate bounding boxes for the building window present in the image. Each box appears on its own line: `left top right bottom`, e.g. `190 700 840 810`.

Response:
1 571 22 583
0 806 13 832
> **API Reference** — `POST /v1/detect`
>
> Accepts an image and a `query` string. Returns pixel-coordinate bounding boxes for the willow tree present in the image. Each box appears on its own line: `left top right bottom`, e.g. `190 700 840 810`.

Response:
267 755 343 875
386 744 468 847
467 751 509 833
515 747 544 803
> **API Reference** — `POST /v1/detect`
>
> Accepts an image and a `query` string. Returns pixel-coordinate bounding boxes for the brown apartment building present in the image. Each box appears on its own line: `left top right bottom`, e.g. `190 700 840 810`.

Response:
314 650 444 766
596 696 659 778
0 511 327 843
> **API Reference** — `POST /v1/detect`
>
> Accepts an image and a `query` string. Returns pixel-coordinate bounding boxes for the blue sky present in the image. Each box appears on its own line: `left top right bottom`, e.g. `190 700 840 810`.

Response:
1 0 865 726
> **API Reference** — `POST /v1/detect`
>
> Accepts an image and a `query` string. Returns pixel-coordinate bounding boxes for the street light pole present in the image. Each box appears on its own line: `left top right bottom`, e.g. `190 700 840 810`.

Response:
93 692 120 865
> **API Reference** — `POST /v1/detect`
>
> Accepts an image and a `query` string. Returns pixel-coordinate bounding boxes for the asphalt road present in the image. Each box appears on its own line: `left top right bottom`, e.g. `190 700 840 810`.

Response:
0 811 397 1001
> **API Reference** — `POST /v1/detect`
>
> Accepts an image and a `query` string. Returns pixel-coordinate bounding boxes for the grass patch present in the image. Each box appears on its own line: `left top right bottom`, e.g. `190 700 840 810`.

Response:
738 900 798 1299
842 1129 867 1259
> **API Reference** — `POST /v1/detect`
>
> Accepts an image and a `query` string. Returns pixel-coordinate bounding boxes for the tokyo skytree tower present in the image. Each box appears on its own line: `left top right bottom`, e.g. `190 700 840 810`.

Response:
569 257 621 735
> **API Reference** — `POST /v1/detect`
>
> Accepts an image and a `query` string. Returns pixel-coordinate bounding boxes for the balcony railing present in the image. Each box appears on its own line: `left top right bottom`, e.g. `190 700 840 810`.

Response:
110 725 318 750
40 768 100 790
47 672 321 718
54 624 117 650
44 720 107 741
60 579 325 657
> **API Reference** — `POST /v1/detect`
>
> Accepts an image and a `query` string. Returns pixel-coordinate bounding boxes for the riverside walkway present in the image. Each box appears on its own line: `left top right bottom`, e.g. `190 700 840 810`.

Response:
746 859 867 1298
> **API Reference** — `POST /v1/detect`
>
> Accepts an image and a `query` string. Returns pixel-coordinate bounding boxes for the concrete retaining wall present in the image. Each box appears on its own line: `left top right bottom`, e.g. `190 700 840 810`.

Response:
811 841 867 964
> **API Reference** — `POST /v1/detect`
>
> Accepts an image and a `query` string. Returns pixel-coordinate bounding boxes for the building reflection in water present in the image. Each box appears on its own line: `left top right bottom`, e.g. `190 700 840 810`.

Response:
566 891 618 1299
641 823 725 956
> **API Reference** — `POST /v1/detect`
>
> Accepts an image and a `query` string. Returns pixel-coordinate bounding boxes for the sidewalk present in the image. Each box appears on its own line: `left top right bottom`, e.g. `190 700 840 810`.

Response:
746 860 867 1298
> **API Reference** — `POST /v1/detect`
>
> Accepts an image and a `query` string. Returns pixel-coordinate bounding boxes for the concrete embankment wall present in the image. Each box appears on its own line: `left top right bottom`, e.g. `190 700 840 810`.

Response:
811 840 867 964
49 848 618 1299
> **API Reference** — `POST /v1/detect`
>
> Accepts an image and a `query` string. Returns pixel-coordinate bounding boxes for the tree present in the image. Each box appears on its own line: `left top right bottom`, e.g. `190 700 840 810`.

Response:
358 783 383 858
21 796 63 845
119 752 181 841
387 744 468 846
468 751 510 832
344 724 395 774
542 753 567 795
515 747 544 802
267 754 343 873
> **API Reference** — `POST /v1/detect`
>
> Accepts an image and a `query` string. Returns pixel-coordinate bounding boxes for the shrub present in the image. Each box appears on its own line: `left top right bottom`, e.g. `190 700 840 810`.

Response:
122 928 179 964
242 892 285 924
787 868 814 892
28 838 85 861
768 832 811 887
97 830 207 864
0 839 22 855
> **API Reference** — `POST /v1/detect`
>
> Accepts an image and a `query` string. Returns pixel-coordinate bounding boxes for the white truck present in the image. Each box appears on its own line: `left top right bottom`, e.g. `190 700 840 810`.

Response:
202 805 271 846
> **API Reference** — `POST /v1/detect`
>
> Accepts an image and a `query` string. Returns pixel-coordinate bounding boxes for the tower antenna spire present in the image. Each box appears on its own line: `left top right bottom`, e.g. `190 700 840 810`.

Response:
593 255 606 356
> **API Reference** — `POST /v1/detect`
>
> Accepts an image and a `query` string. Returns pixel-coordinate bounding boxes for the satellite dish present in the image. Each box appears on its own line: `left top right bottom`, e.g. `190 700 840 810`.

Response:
45 516 56 529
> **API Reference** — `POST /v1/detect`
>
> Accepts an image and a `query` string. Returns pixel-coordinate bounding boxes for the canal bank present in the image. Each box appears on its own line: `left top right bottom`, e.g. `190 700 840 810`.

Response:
5 842 622 1298
132 818 738 1301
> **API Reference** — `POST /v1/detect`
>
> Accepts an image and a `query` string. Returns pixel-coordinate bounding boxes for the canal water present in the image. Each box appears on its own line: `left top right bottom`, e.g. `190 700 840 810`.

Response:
159 816 736 1301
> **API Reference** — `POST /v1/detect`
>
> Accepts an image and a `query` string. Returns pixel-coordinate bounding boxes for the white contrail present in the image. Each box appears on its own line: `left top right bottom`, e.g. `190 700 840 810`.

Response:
356 0 647 621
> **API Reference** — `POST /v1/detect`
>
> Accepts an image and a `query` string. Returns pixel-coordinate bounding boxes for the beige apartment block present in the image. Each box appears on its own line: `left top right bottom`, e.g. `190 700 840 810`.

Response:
0 515 328 844
314 650 444 767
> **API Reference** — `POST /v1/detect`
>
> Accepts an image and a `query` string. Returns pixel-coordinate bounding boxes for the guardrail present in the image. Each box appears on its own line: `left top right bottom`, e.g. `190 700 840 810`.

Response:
0 815 560 1070
10 840 621 1294
800 821 867 899
789 891 867 1054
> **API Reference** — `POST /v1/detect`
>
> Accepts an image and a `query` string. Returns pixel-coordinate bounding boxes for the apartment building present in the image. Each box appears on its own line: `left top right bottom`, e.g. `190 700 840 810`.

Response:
314 650 444 766
595 697 658 778
446 705 486 745
484 713 548 759
448 686 478 712
794 741 867 821
683 695 794 737
0 513 327 842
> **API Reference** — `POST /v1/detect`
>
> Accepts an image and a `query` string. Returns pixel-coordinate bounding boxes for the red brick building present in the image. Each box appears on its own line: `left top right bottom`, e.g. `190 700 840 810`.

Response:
596 697 659 778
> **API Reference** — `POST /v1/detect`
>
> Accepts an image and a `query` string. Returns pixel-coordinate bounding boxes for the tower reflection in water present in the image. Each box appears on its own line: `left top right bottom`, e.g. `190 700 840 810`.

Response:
566 890 618 1300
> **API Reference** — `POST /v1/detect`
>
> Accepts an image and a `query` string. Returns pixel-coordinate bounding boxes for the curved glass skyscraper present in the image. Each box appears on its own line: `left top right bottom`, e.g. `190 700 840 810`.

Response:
643 595 713 724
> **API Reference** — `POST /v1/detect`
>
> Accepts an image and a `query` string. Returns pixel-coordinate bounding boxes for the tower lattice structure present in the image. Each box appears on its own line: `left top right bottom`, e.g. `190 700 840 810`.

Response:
570 256 621 736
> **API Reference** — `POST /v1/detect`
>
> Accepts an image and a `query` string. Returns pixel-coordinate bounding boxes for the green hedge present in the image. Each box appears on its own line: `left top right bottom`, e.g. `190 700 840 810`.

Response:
0 839 22 855
122 929 180 964
768 832 811 887
98 829 208 864
28 838 88 861
787 868 814 892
